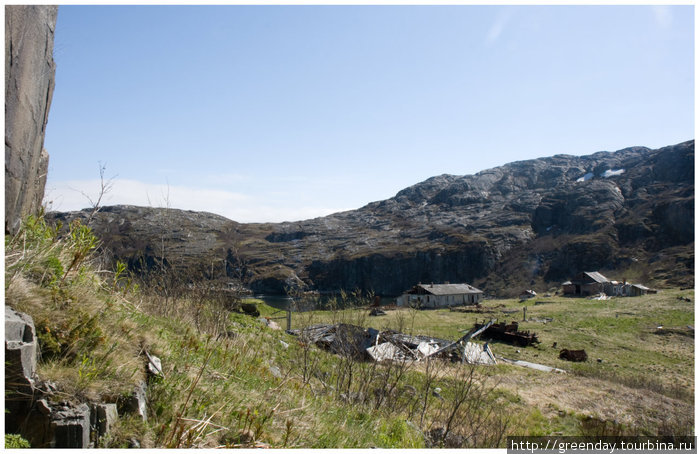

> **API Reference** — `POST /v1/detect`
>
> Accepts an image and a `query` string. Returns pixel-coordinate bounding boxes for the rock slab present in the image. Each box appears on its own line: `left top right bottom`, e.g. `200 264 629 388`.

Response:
5 5 57 234
5 307 39 438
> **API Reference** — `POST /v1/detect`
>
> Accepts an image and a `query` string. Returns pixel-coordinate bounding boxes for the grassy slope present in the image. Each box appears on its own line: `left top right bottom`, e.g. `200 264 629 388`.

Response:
4 216 694 447
296 291 694 435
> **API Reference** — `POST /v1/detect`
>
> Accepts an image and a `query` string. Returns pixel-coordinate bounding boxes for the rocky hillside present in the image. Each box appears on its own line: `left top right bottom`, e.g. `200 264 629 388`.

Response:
48 140 694 297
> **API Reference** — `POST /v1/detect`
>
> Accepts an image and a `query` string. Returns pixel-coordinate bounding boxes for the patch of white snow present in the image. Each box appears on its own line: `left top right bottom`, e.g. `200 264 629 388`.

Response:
602 168 625 178
576 172 594 182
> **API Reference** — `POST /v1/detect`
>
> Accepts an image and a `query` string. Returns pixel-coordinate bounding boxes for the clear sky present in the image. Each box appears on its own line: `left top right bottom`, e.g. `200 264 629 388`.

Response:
43 5 694 223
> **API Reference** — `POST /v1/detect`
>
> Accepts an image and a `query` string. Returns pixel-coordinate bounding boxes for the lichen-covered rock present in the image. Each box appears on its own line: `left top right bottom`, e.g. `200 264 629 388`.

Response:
48 141 695 295
5 5 57 234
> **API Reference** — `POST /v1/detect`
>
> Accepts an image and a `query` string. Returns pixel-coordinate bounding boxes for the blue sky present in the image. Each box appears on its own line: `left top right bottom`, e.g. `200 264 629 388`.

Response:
44 5 694 223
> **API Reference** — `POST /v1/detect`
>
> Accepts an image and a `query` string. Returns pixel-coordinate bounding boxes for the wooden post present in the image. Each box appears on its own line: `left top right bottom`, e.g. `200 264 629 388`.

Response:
286 302 292 331
523 306 527 322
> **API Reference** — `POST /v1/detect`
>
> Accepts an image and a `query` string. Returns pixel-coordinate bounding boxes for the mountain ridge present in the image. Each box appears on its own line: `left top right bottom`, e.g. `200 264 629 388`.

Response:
48 140 694 297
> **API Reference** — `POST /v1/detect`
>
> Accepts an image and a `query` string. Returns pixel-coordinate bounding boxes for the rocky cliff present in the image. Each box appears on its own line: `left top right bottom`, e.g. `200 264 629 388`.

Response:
48 140 694 296
5 5 58 234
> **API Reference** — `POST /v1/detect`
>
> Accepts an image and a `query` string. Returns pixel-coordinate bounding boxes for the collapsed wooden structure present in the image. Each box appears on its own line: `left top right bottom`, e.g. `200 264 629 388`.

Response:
288 321 497 365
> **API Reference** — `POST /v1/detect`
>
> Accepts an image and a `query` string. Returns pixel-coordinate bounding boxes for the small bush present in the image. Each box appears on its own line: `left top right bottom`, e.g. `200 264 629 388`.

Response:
5 434 31 448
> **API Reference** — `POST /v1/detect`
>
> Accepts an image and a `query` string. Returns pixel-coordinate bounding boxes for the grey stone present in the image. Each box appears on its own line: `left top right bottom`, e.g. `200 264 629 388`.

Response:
51 403 91 448
5 6 57 234
5 307 39 440
268 365 282 379
91 403 118 439
118 381 148 421
145 351 163 379
5 307 38 388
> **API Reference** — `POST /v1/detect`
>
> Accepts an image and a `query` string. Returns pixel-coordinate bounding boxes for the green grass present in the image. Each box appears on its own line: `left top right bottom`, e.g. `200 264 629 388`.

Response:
284 290 693 437
293 291 694 398
5 214 694 447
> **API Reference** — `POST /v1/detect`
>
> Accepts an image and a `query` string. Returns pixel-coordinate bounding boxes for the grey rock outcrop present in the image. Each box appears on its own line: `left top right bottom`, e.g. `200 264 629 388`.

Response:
22 399 92 448
5 5 57 234
5 307 39 437
48 141 694 296
5 306 38 391
91 403 119 442
118 381 148 421
51 402 91 448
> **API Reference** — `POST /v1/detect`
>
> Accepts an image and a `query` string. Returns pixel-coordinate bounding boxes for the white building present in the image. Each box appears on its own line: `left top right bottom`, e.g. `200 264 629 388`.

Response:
396 283 483 308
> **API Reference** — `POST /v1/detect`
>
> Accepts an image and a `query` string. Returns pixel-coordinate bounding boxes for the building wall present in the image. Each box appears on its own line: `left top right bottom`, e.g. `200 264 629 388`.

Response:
397 292 481 308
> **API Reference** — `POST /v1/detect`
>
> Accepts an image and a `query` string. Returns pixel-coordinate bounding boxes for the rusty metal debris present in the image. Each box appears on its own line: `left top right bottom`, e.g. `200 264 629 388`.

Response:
559 348 587 362
472 320 539 346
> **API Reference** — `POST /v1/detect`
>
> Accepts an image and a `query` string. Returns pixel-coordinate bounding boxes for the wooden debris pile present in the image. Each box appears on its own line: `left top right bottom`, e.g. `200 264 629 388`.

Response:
289 322 497 365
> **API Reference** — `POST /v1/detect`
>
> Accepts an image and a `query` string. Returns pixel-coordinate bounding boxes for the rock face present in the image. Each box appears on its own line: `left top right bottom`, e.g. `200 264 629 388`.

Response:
5 308 122 448
48 141 694 296
5 307 40 442
5 306 38 393
5 5 58 234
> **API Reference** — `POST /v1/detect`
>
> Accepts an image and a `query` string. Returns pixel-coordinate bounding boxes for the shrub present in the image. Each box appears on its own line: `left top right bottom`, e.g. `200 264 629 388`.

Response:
5 434 31 448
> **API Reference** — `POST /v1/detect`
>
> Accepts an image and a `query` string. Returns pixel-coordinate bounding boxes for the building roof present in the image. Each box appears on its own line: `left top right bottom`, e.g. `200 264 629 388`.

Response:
415 283 483 295
580 271 609 283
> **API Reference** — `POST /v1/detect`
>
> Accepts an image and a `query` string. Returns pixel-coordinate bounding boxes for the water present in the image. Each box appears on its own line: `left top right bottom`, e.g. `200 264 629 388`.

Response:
243 294 397 312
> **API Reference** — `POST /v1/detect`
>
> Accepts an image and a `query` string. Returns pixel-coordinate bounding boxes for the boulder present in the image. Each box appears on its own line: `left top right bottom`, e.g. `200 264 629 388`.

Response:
91 403 119 441
5 307 39 438
19 400 91 448
51 402 91 448
5 307 38 390
118 381 148 421
5 6 57 234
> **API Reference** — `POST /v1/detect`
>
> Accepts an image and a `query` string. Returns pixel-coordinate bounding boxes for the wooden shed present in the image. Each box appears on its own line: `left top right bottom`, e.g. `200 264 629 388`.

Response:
562 271 609 296
397 283 483 308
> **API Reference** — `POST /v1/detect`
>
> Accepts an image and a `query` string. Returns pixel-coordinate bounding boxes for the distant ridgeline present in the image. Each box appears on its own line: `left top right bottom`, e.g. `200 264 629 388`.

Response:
48 140 694 297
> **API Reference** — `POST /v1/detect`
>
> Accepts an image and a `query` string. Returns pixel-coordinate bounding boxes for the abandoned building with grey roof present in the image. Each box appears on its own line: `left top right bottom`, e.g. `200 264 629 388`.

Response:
397 283 483 308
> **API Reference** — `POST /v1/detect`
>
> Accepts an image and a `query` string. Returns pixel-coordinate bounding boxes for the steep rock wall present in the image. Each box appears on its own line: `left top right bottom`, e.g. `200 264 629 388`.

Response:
5 5 58 234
